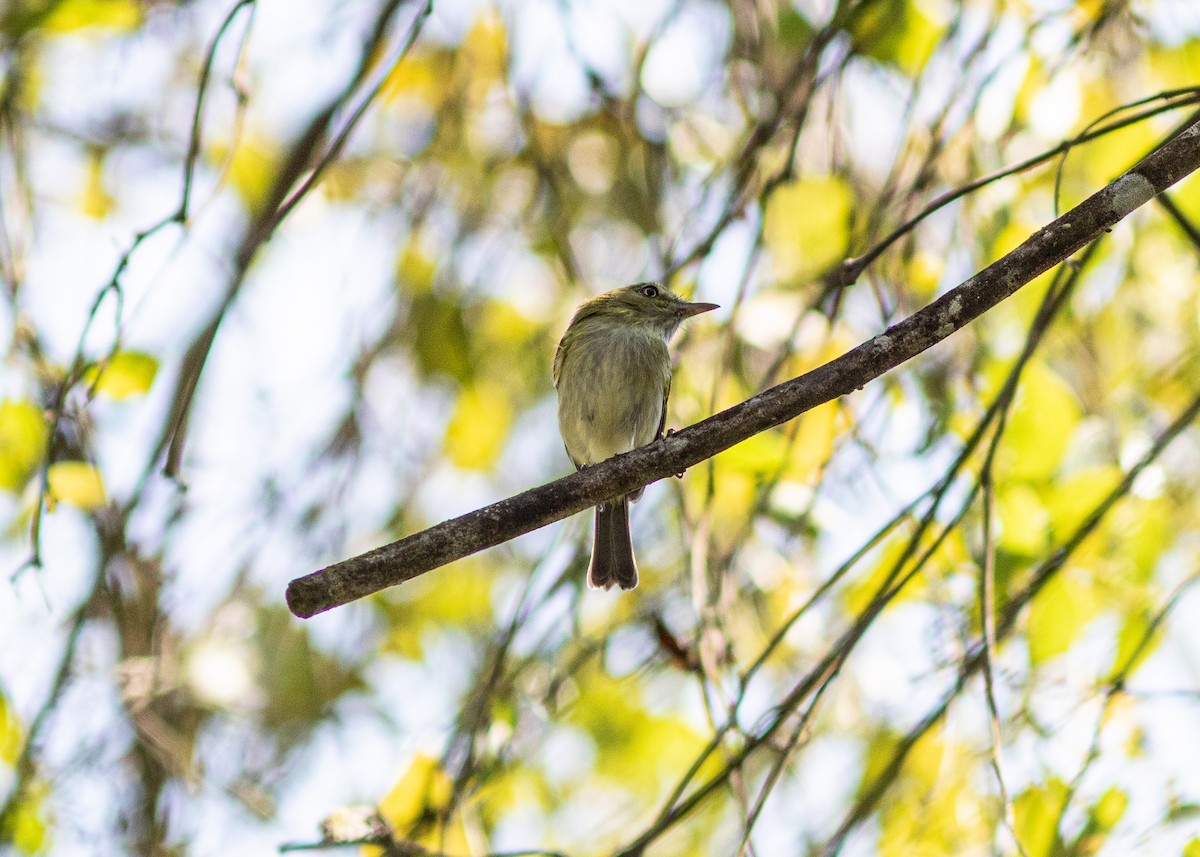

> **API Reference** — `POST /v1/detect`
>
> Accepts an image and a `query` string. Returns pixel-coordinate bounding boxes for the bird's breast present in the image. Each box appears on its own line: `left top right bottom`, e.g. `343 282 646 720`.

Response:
557 326 670 466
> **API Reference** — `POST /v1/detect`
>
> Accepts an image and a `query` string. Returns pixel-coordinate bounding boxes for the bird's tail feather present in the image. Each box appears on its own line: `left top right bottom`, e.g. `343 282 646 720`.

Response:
587 499 638 591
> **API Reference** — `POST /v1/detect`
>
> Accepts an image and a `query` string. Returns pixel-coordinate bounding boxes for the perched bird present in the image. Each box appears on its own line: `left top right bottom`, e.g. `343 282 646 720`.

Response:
553 282 718 590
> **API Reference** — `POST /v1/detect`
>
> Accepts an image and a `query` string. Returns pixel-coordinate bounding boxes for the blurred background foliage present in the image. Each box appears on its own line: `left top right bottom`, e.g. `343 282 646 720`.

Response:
2 0 1200 855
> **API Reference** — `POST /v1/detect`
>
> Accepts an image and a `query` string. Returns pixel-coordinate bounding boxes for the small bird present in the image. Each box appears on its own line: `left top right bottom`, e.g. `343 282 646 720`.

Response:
553 282 718 590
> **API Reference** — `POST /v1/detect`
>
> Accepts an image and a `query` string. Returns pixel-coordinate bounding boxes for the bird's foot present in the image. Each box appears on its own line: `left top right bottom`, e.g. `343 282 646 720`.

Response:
664 428 685 478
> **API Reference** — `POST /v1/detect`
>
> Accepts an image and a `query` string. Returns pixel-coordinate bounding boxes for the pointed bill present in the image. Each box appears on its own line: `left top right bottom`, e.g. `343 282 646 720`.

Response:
679 301 719 318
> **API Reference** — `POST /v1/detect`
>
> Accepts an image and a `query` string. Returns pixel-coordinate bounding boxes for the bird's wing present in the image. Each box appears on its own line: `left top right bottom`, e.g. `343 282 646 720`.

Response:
552 331 568 386
656 372 671 441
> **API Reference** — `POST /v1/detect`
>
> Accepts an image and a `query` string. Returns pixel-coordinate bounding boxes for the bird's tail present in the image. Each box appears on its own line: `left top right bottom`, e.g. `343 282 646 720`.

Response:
587 498 638 591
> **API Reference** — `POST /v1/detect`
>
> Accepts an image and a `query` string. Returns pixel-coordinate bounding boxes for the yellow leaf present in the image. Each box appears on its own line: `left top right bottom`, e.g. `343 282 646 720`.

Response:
1013 59 1048 131
1116 498 1170 585
478 767 552 816
42 0 141 32
3 780 49 853
379 557 494 659
86 351 158 400
997 361 1082 482
1146 39 1200 90
381 51 453 106
1046 465 1121 538
320 158 368 201
908 251 944 301
763 176 852 283
77 149 114 219
1089 787 1127 832
47 461 106 510
568 668 715 796
720 430 789 476
1027 570 1096 666
1109 604 1162 679
478 299 539 348
996 483 1049 556
396 242 438 294
444 381 513 470
1075 90 1158 192
0 694 22 765
459 10 507 81
842 528 927 616
209 136 277 213
697 466 756 549
371 756 472 857
0 400 48 492
869 723 987 857
377 754 452 832
1014 779 1068 857
788 402 841 484
990 222 1039 262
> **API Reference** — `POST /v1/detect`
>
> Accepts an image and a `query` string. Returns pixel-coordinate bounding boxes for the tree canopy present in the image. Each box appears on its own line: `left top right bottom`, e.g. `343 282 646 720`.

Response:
3 0 1200 855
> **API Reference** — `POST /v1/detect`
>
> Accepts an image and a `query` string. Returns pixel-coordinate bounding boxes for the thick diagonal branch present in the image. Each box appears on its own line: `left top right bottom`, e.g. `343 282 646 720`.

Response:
287 118 1200 619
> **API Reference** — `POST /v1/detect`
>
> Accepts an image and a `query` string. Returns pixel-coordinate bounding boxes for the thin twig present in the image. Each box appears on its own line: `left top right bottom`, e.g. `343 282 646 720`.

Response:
817 386 1200 856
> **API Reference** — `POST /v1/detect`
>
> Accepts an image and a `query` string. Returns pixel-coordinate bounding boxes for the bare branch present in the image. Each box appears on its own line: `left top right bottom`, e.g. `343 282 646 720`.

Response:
286 116 1200 618
155 0 424 481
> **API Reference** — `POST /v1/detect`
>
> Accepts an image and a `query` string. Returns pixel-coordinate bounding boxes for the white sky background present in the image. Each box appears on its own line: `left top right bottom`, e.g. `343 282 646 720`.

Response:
2 0 1200 854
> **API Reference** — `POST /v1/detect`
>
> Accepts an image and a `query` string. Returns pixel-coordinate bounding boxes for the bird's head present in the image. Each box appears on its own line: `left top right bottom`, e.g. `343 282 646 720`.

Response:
577 282 719 338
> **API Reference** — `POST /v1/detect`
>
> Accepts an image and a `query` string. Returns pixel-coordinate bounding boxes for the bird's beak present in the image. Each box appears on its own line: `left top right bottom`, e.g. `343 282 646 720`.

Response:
679 301 719 318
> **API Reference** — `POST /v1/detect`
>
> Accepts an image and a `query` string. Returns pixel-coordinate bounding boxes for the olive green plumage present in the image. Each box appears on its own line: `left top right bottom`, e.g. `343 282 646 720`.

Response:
553 282 718 590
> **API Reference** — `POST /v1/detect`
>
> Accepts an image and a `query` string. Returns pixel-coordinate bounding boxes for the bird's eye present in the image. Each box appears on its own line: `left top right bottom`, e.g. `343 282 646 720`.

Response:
640 284 659 298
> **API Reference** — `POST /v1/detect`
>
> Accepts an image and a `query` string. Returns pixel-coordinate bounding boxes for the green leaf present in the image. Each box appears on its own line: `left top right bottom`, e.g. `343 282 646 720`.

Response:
776 6 813 49
86 350 158 400
0 400 47 492
1169 803 1200 823
397 242 438 293
255 602 365 731
763 176 852 283
847 0 945 75
403 290 473 384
